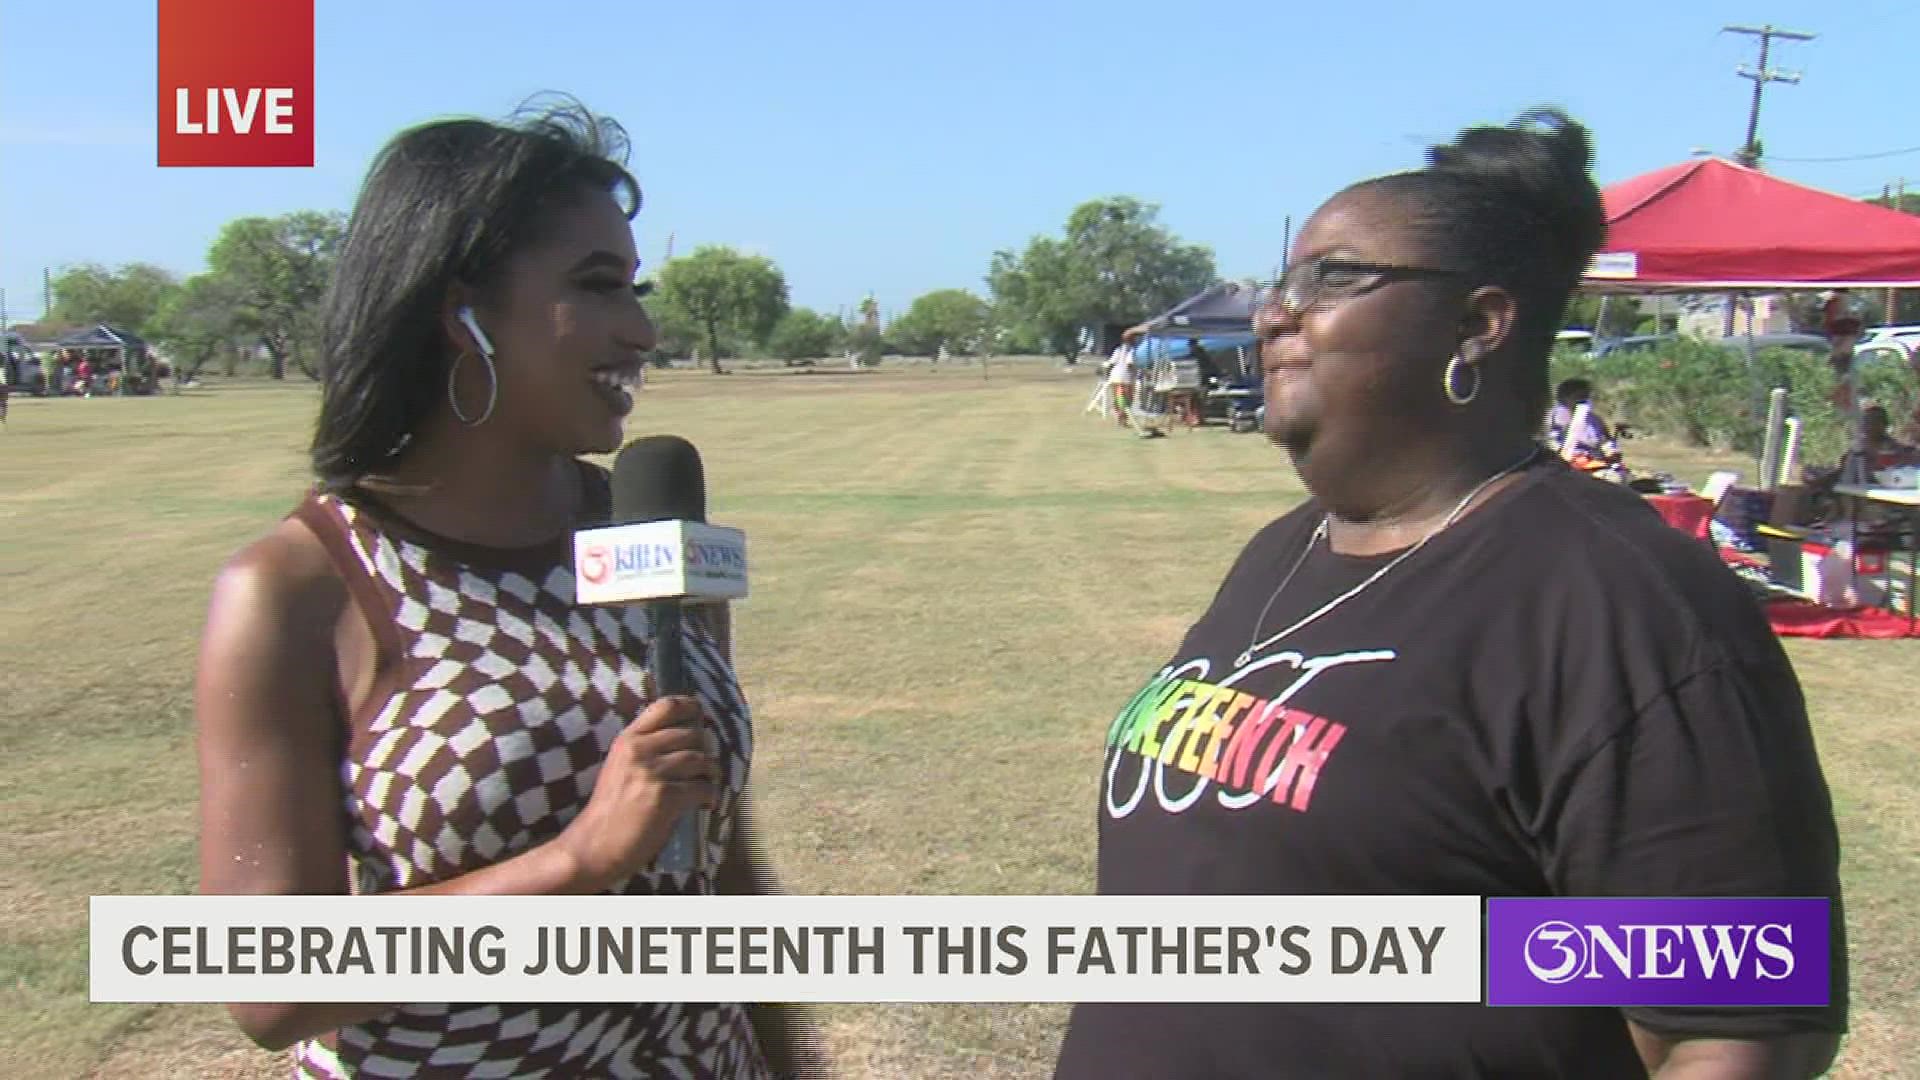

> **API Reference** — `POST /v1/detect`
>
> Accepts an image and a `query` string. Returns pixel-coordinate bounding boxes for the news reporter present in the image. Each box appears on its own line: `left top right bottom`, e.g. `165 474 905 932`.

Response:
193 96 822 1078
1052 109 1847 1079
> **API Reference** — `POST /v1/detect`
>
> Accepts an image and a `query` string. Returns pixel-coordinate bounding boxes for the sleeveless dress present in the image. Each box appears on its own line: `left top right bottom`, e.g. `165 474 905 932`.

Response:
286 463 769 1079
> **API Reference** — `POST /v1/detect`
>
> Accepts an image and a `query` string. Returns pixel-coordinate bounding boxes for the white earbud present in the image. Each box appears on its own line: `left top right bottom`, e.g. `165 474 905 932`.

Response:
457 307 495 359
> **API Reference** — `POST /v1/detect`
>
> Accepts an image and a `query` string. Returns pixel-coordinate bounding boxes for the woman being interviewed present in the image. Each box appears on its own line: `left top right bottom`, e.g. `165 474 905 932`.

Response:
193 97 822 1079
1053 109 1847 1078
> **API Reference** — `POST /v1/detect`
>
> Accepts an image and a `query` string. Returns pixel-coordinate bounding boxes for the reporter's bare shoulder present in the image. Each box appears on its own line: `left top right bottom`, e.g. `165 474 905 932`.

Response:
205 514 348 637
195 513 355 879
196 514 351 726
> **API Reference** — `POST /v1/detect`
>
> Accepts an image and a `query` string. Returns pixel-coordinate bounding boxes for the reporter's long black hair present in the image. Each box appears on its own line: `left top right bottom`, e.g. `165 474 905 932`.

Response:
311 93 641 493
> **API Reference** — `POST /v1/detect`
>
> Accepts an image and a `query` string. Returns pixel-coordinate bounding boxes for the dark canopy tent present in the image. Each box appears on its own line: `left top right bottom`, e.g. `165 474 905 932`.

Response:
1138 280 1262 336
56 324 149 351
53 324 159 394
1118 281 1267 432
1133 280 1263 379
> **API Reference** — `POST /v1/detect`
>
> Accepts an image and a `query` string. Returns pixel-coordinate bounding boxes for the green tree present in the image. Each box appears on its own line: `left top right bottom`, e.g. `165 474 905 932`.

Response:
985 307 1046 355
765 307 841 363
846 322 885 368
146 273 248 383
653 246 789 374
47 262 180 334
1867 191 1920 216
641 284 703 363
1862 192 1920 324
206 211 344 379
987 196 1216 362
889 289 992 358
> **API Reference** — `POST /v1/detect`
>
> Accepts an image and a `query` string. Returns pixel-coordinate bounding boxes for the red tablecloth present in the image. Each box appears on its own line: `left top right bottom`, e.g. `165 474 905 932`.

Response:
1644 492 1716 540
1765 597 1920 638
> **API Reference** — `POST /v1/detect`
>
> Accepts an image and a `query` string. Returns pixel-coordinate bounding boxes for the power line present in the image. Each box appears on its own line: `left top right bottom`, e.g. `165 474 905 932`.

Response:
1770 143 1920 164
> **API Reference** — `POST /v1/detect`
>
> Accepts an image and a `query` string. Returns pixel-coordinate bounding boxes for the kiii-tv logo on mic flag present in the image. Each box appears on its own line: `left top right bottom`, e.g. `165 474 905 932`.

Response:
157 0 314 167
1486 898 1833 1008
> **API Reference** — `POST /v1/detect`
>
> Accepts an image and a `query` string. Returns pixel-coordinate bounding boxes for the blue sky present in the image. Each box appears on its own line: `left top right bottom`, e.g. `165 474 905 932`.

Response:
2 0 1917 325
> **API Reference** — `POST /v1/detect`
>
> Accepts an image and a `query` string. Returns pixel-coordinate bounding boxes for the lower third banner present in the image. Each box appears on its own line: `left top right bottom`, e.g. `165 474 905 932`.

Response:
91 894 1482 1004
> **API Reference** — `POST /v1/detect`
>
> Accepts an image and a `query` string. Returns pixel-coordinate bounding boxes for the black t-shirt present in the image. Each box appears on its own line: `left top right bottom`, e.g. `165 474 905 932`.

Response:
1053 458 1848 1080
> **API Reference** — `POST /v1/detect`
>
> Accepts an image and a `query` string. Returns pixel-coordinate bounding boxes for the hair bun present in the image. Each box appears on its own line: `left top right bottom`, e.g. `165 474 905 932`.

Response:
1425 105 1604 259
1428 107 1591 187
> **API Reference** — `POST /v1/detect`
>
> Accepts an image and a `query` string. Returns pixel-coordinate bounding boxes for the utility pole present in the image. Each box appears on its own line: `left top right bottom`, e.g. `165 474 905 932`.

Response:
1723 24 1814 168
1887 184 1897 324
1893 179 1908 325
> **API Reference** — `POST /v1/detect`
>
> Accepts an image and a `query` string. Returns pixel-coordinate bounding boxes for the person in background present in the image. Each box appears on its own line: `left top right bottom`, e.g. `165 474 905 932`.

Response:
1053 107 1846 1079
1801 404 1915 521
1172 338 1216 426
1186 338 1218 382
192 95 823 1080
1823 290 1864 411
1104 329 1139 427
1545 376 1623 468
1860 404 1920 471
1904 347 1920 446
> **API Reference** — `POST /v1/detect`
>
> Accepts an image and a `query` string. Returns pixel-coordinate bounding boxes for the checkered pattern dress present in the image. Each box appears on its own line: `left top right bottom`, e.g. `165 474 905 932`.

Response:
287 467 769 1079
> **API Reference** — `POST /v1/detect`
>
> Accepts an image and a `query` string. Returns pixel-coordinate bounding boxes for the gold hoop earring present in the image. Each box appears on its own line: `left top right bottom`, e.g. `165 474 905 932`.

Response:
1442 353 1480 406
448 351 497 426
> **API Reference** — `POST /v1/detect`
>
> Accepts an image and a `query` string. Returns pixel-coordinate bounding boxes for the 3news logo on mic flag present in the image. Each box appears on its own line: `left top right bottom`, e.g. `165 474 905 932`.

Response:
157 0 315 167
573 520 748 606
1485 898 1832 1008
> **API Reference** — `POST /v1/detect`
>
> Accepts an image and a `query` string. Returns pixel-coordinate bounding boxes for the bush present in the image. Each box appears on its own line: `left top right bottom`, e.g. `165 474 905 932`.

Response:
1550 338 1919 466
847 324 885 368
765 308 842 365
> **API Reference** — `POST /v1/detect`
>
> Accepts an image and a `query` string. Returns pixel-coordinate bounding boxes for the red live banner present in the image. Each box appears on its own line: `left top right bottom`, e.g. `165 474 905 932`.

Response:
157 0 314 167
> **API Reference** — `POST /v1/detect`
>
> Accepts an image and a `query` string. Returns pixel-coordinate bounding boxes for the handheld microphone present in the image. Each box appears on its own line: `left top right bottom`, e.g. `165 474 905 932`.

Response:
574 435 749 878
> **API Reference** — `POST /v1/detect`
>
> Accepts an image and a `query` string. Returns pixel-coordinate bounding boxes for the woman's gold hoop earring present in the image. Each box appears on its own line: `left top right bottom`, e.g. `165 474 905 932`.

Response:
448 351 497 426
1442 353 1480 406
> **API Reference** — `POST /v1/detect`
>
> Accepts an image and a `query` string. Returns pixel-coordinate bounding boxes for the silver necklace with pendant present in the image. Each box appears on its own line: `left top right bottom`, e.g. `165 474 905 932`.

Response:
1234 447 1540 669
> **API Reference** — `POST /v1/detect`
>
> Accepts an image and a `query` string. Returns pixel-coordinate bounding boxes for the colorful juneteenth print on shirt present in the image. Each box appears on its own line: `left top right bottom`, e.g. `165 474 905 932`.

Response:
1103 650 1391 821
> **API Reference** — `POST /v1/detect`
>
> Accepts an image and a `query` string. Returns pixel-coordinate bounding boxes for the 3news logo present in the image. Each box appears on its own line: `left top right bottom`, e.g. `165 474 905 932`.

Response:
1486 898 1831 1007
577 540 746 587
157 0 314 167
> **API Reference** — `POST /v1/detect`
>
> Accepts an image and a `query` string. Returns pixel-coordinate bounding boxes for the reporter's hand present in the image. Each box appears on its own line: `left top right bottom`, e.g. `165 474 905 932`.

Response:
554 695 715 892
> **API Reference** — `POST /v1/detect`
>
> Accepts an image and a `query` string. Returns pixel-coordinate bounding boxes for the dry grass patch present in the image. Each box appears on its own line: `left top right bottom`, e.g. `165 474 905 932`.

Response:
0 366 1910 1077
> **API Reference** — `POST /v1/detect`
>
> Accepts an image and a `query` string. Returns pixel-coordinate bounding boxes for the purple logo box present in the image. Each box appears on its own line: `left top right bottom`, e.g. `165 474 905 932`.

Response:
1486 898 1830 1007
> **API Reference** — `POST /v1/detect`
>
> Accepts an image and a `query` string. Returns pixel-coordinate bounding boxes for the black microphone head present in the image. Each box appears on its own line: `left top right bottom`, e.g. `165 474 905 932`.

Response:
611 435 706 523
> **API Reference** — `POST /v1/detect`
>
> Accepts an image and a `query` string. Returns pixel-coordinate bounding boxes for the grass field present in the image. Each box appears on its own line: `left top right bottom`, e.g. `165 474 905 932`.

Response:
1 363 1914 1078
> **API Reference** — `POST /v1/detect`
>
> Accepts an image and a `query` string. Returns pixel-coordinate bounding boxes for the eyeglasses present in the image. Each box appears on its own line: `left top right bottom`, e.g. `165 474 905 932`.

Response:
1260 257 1465 316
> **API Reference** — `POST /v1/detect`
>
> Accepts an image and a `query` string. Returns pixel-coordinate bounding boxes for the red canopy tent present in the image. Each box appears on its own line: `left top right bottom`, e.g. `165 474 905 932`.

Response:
1581 159 1920 640
1583 157 1920 292
1577 156 1920 466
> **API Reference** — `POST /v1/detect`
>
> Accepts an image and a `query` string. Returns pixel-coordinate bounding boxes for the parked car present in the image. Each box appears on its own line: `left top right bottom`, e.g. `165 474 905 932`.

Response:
1723 332 1832 355
1856 338 1916 368
1587 332 1830 361
1860 324 1920 346
1586 334 1676 359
